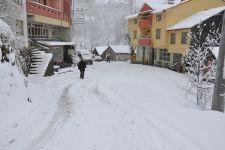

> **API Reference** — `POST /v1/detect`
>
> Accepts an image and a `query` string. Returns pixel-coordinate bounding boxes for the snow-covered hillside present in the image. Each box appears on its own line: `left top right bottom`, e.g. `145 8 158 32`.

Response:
72 0 181 49
1 62 225 150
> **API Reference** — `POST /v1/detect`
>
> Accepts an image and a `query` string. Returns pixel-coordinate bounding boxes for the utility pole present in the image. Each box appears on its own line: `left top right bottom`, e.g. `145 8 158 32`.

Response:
211 12 225 112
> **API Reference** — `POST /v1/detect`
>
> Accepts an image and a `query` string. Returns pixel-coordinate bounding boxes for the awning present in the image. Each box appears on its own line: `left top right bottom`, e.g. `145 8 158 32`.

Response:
37 41 77 46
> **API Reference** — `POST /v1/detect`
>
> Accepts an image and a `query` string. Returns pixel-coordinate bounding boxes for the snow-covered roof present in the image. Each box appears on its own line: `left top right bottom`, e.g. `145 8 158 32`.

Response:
125 0 182 19
37 41 77 46
137 0 182 13
167 6 225 31
110 45 130 54
94 46 108 55
125 13 139 20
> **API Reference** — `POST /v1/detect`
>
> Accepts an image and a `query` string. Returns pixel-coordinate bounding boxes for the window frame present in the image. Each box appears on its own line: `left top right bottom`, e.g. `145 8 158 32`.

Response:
173 53 182 64
156 14 162 22
156 29 161 39
170 33 176 44
181 32 188 44
159 49 170 62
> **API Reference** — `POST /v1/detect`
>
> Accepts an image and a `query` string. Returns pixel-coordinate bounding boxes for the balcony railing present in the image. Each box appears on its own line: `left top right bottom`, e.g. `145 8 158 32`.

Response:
26 1 63 21
139 20 152 29
138 38 152 46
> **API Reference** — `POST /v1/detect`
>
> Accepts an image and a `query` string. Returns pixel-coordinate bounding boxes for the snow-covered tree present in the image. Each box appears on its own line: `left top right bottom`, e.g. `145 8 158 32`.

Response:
0 0 29 76
0 0 24 48
184 21 221 110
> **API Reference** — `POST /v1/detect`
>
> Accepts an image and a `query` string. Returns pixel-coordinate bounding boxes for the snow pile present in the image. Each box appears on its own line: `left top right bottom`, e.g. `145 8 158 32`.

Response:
0 63 29 144
0 63 70 150
0 63 27 112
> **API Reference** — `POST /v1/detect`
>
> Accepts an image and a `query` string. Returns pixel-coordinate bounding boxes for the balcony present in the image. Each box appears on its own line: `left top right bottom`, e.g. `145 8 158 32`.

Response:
139 20 152 29
26 1 63 21
138 38 152 46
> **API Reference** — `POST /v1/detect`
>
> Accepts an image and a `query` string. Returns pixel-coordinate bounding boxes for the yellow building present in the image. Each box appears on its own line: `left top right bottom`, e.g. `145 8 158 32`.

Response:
152 0 225 69
126 0 225 70
126 3 154 64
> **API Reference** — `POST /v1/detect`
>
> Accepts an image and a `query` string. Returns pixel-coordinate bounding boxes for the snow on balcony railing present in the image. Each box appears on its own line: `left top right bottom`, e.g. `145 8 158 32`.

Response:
26 1 63 21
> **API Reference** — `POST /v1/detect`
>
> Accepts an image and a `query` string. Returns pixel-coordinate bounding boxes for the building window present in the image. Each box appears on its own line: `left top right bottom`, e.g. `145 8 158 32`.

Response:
154 49 157 60
134 19 137 24
170 33 176 44
28 23 48 38
16 20 23 35
53 47 62 61
181 32 188 44
51 27 60 38
134 30 137 39
159 49 170 61
156 29 161 39
173 53 182 64
156 14 161 22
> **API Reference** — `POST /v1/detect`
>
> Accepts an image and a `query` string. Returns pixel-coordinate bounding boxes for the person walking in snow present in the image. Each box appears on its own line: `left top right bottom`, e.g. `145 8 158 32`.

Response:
1 45 9 63
106 54 110 63
78 58 86 79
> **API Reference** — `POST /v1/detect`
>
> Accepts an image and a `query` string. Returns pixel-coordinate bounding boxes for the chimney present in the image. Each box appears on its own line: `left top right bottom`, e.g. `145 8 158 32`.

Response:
168 0 175 4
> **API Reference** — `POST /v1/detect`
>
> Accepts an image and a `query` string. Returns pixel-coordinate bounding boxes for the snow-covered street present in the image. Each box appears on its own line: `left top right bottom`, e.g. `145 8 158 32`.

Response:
1 62 225 150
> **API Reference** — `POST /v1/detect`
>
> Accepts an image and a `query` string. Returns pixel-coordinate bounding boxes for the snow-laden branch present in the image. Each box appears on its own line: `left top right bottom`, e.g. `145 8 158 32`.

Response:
184 21 221 109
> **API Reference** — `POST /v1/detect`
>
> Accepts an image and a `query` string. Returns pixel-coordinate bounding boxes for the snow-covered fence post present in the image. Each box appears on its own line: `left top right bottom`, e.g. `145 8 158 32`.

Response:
211 12 225 113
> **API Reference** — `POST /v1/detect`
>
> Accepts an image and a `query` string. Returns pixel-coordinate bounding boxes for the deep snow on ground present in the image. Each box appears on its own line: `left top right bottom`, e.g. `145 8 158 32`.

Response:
1 62 225 150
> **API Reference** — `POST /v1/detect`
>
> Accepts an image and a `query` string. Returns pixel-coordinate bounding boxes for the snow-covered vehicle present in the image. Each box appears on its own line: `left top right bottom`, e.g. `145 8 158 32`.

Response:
77 49 93 65
93 55 103 61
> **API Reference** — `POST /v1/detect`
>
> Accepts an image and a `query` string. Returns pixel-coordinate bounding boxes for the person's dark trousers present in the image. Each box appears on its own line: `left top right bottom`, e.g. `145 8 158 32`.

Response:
80 70 85 79
1 55 9 63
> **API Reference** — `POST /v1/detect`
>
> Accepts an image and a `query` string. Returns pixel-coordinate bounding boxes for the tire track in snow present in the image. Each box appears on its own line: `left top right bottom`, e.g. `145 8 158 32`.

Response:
110 85 206 150
94 81 205 150
26 84 73 150
93 81 167 150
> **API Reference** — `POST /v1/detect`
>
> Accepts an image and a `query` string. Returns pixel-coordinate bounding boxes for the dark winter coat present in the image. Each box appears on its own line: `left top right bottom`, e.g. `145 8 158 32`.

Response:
78 60 86 71
1 45 9 56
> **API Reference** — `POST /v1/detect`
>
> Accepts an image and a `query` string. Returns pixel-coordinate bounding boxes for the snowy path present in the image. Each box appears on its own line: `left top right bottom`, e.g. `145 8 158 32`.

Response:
24 62 225 150
1 62 225 150
27 84 74 150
